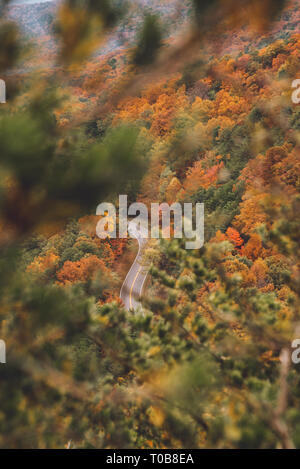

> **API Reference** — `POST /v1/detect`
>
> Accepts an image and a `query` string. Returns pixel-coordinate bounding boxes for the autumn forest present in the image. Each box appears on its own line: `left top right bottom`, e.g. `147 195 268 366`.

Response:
0 0 300 450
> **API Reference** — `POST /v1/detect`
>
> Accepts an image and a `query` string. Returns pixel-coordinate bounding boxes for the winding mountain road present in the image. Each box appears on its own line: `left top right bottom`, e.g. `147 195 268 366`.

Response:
120 222 149 311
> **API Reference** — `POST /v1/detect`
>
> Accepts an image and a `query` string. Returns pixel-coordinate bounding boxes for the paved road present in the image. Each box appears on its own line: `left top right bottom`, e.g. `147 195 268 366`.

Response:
120 222 149 311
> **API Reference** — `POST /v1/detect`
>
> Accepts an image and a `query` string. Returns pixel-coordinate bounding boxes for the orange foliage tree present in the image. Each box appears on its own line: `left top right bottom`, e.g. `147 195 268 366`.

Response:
57 255 108 285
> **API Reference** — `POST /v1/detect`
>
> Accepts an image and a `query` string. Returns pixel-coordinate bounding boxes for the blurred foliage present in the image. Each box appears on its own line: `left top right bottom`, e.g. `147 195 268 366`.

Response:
0 20 22 72
192 0 287 31
132 14 163 67
0 85 145 236
54 0 124 63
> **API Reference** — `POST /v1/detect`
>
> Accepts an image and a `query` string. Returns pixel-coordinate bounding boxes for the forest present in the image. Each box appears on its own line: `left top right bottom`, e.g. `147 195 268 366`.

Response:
0 0 299 449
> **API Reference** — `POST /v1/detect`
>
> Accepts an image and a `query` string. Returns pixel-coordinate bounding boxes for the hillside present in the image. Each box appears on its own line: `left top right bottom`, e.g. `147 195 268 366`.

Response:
9 1 58 37
0 0 300 450
8 0 188 60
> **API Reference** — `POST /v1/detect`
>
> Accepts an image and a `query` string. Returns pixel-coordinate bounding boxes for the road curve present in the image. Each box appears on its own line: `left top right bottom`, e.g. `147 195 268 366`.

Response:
120 223 149 311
